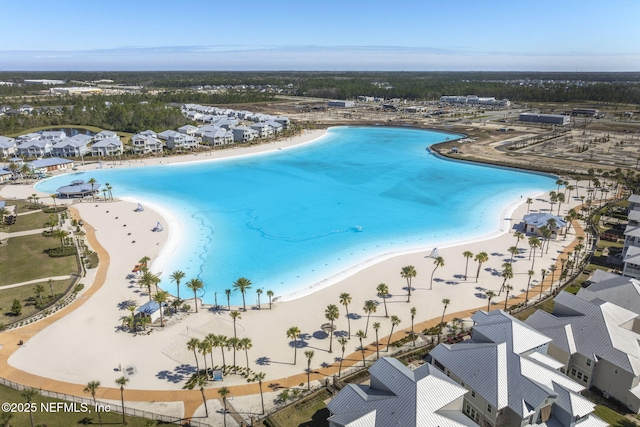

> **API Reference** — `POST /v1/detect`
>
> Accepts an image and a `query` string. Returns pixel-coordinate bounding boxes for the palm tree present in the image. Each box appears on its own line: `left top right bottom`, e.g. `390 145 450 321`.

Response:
218 387 230 427
240 337 253 370
53 228 68 248
199 339 212 379
115 376 129 425
138 256 151 271
514 231 525 250
230 311 241 338
485 291 495 311
152 290 169 326
169 270 185 300
256 288 263 309
287 326 301 365
228 337 239 373
50 193 58 212
47 278 54 299
410 307 417 346
508 245 519 263
441 299 450 326
187 338 201 373
195 375 209 418
83 380 102 426
474 252 489 282
337 337 348 376
225 289 232 310
355 330 367 367
556 192 565 216
186 278 204 312
22 387 39 427
304 350 314 390
233 277 252 311
462 251 474 280
386 315 401 351
251 372 266 414
214 335 228 368
400 265 417 302
363 300 377 337
87 177 98 200
549 264 558 290
372 322 381 359
503 285 513 310
526 197 533 214
376 283 389 317
339 292 352 338
525 269 535 303
430 256 445 290
267 290 274 309
498 262 513 296
325 304 339 353
205 333 217 373
105 183 113 200
34 284 45 305
528 237 541 269
540 269 548 300
138 271 159 301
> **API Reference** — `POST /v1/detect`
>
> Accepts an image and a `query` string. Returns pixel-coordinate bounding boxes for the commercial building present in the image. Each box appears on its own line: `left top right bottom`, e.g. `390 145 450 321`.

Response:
519 113 570 125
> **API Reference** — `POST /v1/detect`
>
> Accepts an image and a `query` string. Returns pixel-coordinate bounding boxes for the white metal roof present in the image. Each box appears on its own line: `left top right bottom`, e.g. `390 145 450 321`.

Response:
578 277 640 315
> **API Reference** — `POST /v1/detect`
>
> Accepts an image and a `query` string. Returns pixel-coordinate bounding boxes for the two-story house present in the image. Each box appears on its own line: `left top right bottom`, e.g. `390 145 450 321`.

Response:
527 290 640 413
429 310 606 427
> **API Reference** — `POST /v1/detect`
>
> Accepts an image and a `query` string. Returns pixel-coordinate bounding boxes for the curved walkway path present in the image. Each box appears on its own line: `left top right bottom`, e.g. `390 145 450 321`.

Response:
0 205 587 422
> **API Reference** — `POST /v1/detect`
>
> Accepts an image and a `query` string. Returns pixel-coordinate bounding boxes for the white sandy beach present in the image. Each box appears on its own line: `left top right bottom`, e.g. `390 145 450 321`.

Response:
0 129 589 424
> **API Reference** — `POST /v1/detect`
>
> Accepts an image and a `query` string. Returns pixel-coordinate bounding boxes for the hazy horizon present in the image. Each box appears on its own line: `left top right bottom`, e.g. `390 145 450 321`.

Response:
1 0 638 72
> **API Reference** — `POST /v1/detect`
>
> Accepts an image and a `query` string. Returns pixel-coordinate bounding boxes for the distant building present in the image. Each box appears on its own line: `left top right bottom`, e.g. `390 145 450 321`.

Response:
23 79 66 85
571 108 599 117
440 95 510 107
328 100 355 108
519 113 570 125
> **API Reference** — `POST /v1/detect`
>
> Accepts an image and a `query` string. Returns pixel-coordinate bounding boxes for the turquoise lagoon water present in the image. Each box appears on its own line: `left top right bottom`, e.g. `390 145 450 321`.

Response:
36 127 556 304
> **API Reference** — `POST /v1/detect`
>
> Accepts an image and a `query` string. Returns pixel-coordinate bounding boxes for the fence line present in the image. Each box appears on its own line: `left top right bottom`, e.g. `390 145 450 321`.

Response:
0 377 211 426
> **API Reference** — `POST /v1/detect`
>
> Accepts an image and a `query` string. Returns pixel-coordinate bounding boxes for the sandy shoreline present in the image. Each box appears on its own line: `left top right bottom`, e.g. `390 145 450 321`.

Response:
0 127 588 423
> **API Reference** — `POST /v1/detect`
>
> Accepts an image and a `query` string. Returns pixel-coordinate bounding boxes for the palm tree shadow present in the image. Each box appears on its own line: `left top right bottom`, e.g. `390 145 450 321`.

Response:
299 333 312 341
475 293 488 299
289 340 308 349
348 313 362 320
256 357 271 365
335 330 348 338
117 300 136 310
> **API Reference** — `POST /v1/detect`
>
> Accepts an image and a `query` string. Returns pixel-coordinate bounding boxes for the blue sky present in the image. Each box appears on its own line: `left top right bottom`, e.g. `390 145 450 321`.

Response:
0 0 638 71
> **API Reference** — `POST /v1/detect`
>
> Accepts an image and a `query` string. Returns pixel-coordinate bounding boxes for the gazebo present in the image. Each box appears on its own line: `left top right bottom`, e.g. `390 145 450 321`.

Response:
56 180 100 199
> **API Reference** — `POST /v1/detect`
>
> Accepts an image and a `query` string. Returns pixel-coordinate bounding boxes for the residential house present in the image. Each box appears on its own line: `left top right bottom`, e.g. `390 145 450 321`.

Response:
623 195 640 279
93 130 119 141
429 310 606 427
0 168 12 182
29 157 74 174
52 134 92 158
177 125 198 136
130 134 163 154
522 212 566 239
16 139 53 158
40 130 67 141
250 122 274 138
91 137 123 157
265 120 284 133
0 136 16 158
231 126 258 143
327 357 479 427
202 129 234 146
16 132 42 144
527 290 640 413
158 130 198 150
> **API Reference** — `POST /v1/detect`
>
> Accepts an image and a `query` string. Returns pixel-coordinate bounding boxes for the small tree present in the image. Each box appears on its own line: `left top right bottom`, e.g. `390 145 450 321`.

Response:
115 376 129 425
372 322 381 359
267 290 274 309
10 299 22 316
410 307 417 346
430 256 444 290
386 316 401 351
305 350 314 390
21 388 39 427
339 292 352 338
376 283 389 317
486 291 495 311
338 337 348 376
218 387 230 427
356 330 367 367
83 381 102 426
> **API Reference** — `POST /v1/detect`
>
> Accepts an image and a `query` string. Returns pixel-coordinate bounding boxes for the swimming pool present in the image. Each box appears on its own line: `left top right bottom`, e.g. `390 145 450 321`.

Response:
37 126 556 304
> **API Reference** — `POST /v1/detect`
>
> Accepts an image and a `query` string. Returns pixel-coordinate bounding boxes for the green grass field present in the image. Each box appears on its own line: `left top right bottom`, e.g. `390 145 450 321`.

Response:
0 383 160 426
0 279 73 323
266 390 330 427
0 234 78 287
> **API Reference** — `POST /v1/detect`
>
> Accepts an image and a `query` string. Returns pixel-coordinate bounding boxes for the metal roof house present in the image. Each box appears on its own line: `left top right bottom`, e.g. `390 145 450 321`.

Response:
16 139 53 158
51 134 92 158
0 136 16 158
327 357 479 427
29 157 74 173
429 310 606 427
523 213 566 239
577 276 640 315
91 137 123 157
136 301 166 323
527 291 640 413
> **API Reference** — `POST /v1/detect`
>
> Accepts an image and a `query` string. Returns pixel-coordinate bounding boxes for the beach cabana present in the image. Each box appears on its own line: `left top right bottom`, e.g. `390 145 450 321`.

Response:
56 180 100 199
136 301 166 323
522 213 566 239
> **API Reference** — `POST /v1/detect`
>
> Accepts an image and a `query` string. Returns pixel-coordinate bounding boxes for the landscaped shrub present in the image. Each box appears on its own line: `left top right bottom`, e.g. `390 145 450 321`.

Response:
45 247 77 257
73 283 85 293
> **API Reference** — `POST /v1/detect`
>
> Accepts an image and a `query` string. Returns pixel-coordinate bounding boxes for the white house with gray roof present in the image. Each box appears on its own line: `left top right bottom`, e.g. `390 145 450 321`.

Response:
527 290 640 413
0 136 16 158
623 195 640 279
40 130 66 141
130 134 162 154
231 126 258 143
202 129 233 146
16 139 53 158
91 137 123 157
52 134 92 158
93 130 118 141
523 213 566 239
429 310 606 427
327 357 479 427
577 276 640 315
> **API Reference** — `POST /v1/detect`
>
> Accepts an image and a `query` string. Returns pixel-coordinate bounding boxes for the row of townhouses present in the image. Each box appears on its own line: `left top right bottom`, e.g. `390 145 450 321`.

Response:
0 104 291 159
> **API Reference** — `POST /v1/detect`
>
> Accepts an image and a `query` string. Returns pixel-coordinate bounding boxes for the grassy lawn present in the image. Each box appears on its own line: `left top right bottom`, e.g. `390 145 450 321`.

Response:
0 383 159 426
266 390 330 427
0 234 78 287
593 404 632 426
6 211 53 232
0 279 73 323
513 298 555 322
